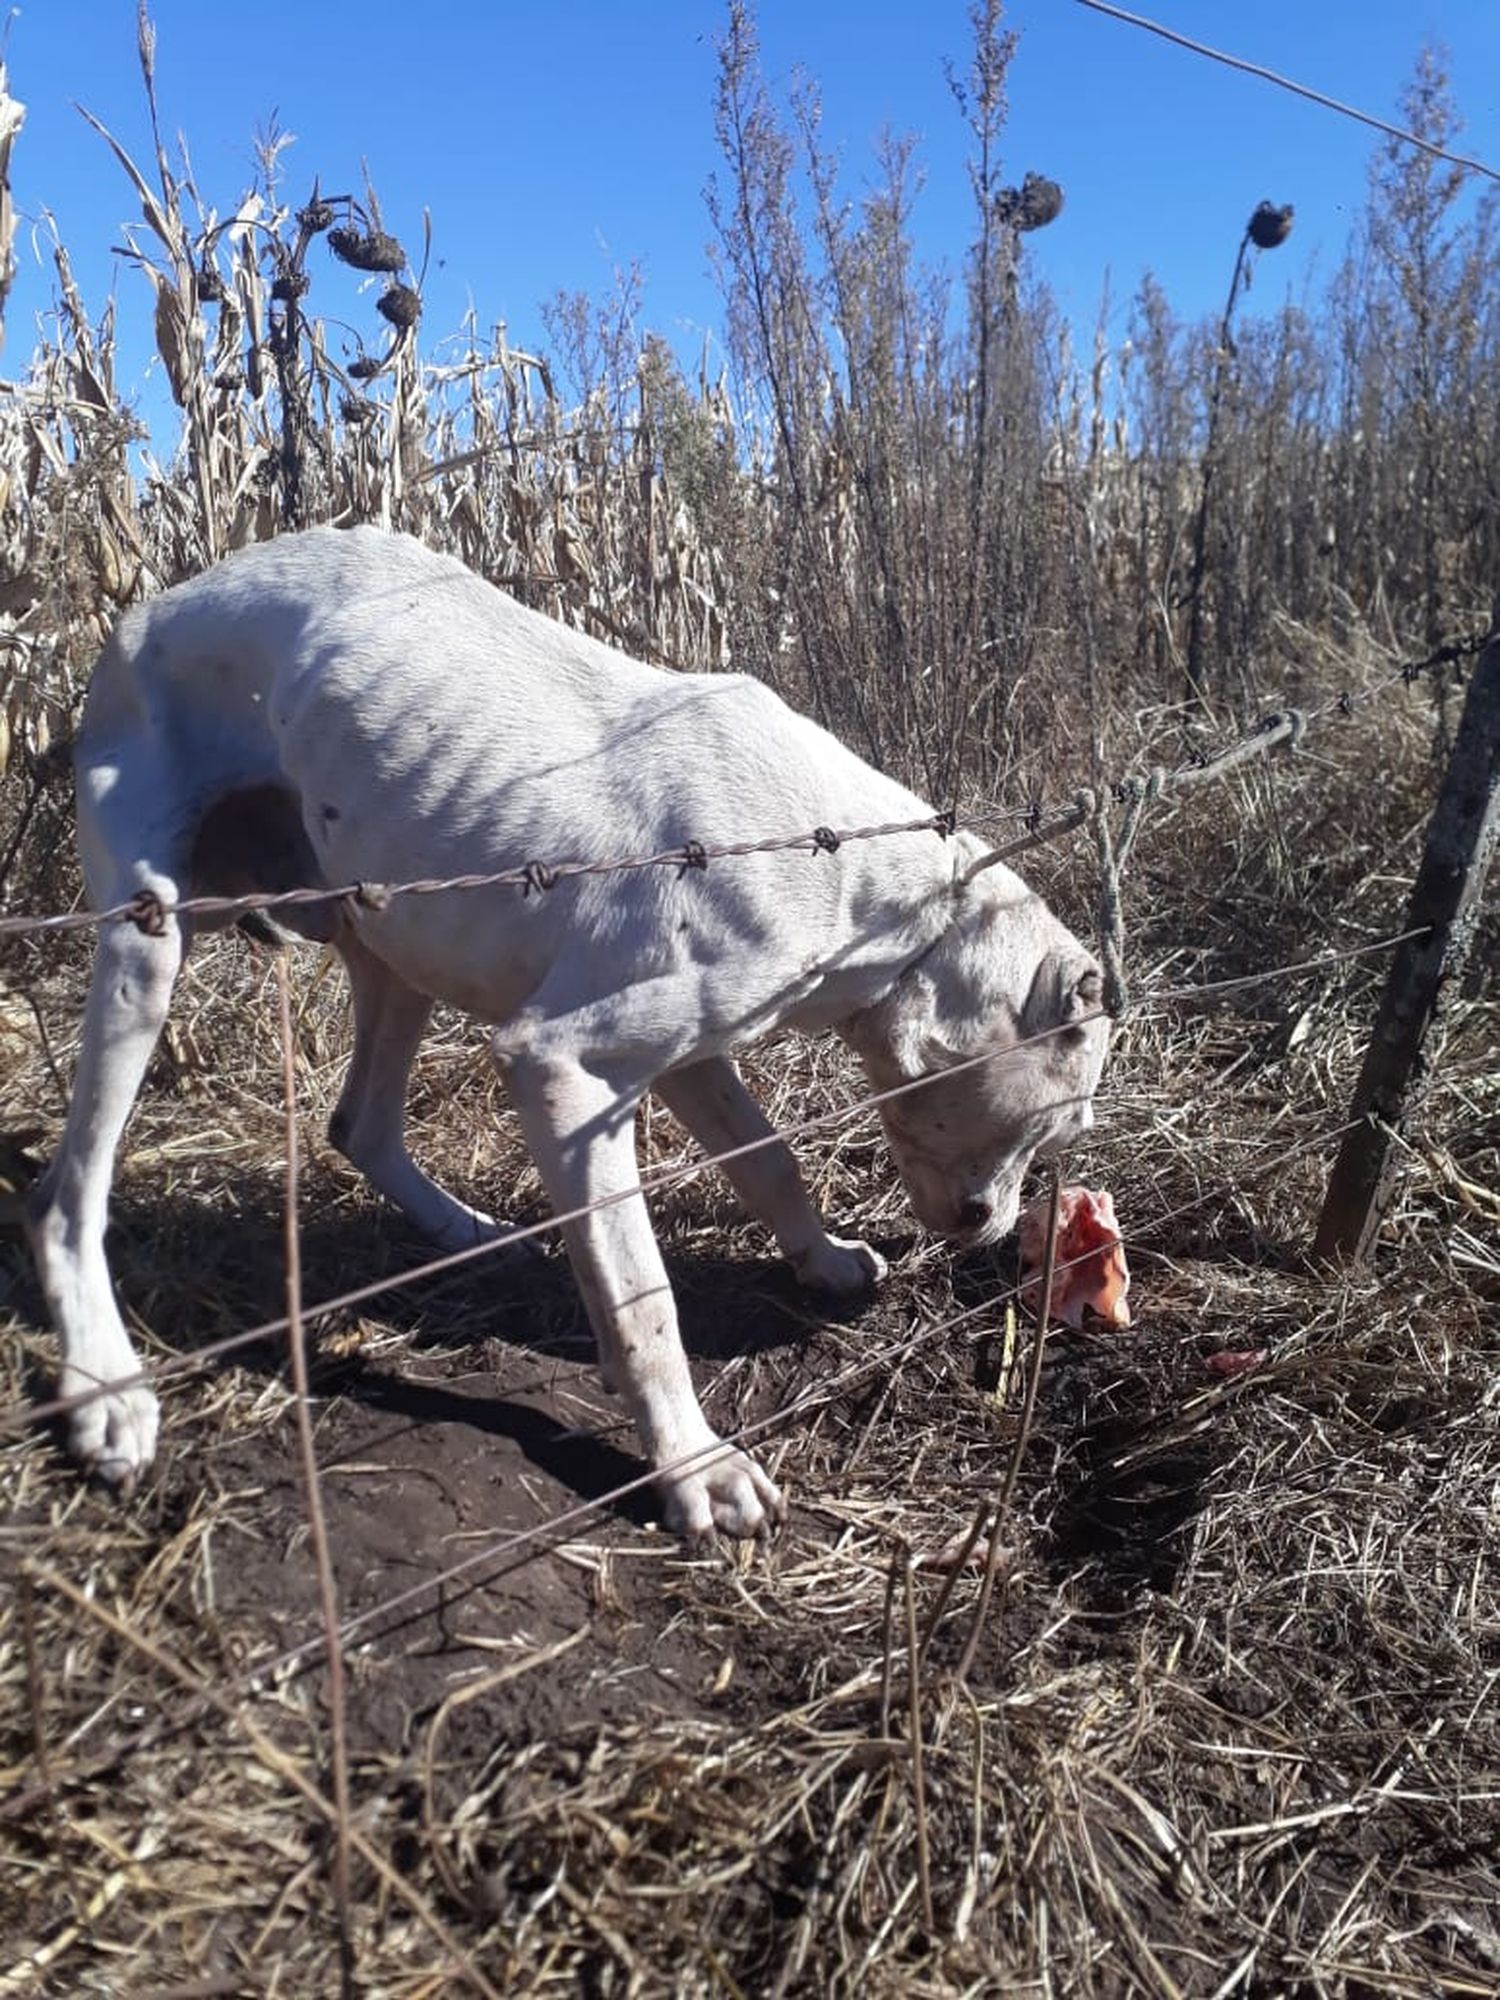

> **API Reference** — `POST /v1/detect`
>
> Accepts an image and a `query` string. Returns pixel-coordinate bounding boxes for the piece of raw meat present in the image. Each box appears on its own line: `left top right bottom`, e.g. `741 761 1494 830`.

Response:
1018 1185 1132 1329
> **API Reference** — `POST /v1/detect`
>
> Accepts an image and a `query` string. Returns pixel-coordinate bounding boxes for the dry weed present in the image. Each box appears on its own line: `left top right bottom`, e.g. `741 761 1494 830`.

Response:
2 672 1495 1996
0 17 1495 1993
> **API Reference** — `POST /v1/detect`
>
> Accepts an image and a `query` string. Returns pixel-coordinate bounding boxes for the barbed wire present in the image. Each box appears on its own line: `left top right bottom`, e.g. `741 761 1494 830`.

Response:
0 620 1484 945
0 808 970 942
7 921 1428 1443
1311 627 1493 721
1106 627 1491 806
1081 624 1488 1012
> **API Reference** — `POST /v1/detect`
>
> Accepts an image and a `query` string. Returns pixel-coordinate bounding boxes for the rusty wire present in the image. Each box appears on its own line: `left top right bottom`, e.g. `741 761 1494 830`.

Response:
0 809 967 941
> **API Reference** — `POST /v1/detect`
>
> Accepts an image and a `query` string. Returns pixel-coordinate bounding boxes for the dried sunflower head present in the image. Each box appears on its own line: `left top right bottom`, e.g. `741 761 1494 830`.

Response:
1248 201 1294 249
328 225 407 274
377 283 422 331
995 172 1064 232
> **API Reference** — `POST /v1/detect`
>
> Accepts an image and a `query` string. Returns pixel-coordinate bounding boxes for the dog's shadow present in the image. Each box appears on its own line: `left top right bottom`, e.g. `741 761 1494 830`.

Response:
16 1166 884 1523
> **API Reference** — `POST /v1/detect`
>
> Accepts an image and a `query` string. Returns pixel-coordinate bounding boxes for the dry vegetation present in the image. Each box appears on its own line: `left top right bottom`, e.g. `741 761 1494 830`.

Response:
1 6 1497 1995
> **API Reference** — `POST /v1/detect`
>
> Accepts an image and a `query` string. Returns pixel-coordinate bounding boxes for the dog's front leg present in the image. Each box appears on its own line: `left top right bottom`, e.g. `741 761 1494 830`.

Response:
508 1054 785 1541
654 1057 887 1295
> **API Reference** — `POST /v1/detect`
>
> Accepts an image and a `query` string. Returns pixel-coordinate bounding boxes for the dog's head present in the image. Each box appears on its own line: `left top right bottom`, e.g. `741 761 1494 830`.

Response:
842 863 1110 1246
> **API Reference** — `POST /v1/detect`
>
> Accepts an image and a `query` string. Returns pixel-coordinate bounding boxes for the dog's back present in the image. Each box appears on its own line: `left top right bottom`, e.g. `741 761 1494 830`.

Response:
83 526 928 890
76 527 948 1020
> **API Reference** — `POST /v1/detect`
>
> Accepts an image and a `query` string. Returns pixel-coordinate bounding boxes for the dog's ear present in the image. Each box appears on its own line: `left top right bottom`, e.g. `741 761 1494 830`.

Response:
1070 963 1105 1025
841 965 946 1081
1023 953 1105 1042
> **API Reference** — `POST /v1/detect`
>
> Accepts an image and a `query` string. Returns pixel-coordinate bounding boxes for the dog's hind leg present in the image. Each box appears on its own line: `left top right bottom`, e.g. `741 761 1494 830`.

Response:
653 1057 887 1295
28 867 185 1491
329 931 503 1252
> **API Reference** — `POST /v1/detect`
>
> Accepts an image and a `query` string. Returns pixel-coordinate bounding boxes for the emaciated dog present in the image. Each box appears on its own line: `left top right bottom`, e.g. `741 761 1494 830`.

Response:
28 528 1109 1537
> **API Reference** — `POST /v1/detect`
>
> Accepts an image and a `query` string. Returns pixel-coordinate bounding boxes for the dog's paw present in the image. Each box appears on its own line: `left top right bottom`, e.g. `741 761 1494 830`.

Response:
660 1441 785 1543
63 1372 159 1496
427 1206 542 1264
791 1234 888 1298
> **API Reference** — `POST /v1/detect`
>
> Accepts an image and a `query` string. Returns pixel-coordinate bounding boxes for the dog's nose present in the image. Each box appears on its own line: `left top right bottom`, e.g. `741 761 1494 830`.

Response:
957 1195 993 1232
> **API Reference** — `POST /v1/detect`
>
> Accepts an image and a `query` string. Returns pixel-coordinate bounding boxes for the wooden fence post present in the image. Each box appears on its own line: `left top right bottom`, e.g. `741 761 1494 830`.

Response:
1314 609 1500 1263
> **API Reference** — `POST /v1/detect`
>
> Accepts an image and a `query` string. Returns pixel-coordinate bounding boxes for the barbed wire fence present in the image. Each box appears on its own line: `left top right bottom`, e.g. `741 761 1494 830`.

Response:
2 612 1494 1995
2 616 1489 1522
0 625 1486 948
0 8 1493 1985
5 603 1487 1436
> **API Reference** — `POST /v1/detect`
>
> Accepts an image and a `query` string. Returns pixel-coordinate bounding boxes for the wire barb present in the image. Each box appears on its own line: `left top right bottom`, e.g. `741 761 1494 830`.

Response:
125 889 168 937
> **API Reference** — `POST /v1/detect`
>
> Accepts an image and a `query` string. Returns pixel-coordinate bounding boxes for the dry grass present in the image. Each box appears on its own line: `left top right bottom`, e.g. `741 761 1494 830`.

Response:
2 670 1496 1997
0 31 1496 1992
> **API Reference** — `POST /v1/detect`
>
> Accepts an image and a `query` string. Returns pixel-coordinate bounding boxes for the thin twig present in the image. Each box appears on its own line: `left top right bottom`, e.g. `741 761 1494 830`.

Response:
18 1570 51 1806
996 1162 1062 1519
954 1162 1061 1685
274 953 355 1995
878 1547 901 1740
904 1553 935 1935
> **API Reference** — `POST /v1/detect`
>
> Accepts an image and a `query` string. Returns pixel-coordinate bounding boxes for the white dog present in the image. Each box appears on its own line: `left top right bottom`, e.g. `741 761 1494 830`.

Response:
27 527 1109 1537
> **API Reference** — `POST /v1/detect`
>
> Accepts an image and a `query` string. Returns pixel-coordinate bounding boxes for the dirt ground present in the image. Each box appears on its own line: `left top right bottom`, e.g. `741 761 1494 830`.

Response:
2 724 1498 1995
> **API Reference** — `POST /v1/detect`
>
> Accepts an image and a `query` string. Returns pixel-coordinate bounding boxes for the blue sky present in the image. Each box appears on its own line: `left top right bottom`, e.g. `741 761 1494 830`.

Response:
3 1 1496 428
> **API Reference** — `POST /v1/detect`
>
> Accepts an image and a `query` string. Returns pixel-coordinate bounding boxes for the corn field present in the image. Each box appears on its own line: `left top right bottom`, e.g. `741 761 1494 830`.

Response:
1 11 1496 860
